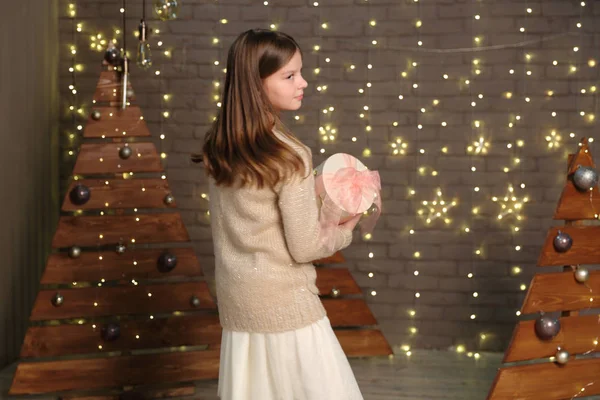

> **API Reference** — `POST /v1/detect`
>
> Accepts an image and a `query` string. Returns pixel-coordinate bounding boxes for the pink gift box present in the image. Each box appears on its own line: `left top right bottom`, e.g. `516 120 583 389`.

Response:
314 153 381 232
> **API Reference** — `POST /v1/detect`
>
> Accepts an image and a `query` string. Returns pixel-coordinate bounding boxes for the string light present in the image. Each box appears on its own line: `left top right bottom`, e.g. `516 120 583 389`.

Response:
59 0 598 364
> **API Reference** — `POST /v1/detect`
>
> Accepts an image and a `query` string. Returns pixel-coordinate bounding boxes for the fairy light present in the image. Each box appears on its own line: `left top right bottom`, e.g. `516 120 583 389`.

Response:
54 0 599 364
492 185 529 221
418 189 457 225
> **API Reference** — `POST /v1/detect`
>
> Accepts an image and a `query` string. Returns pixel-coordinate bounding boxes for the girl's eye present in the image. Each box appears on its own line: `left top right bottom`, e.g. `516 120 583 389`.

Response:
287 74 294 79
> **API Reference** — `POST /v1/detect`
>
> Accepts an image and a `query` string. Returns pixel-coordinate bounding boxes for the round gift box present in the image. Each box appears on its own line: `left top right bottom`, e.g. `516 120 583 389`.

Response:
314 153 377 222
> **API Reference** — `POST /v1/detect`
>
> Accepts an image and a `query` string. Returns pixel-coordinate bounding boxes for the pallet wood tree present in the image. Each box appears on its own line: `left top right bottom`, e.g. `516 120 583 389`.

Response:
9 66 391 399
9 68 221 399
487 137 600 399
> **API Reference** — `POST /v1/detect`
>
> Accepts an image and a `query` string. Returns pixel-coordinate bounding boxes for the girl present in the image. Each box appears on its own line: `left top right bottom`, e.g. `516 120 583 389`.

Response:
199 29 364 399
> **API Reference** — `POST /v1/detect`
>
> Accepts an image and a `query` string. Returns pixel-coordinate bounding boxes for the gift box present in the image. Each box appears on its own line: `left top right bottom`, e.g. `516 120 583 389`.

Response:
314 153 381 233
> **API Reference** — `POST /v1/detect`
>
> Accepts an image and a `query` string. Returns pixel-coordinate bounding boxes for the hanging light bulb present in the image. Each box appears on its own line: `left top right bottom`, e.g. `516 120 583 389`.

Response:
137 19 152 69
119 0 130 109
154 0 180 21
121 56 130 109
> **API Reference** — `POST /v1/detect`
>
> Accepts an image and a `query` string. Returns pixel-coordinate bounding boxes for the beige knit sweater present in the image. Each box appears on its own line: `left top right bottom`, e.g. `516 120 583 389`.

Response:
208 132 354 333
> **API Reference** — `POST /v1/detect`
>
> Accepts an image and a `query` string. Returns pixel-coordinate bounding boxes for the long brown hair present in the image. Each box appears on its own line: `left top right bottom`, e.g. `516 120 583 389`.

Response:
194 29 306 188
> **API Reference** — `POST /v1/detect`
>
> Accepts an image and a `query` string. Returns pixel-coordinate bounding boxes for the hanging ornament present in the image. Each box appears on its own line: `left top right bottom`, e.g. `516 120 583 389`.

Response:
157 251 178 272
116 244 127 254
68 246 82 258
574 266 590 283
137 19 152 69
154 0 180 20
91 110 102 121
164 194 175 205
104 42 122 67
119 145 132 159
69 184 91 206
553 230 572 253
52 293 64 307
572 165 599 192
534 314 561 340
554 347 570 365
121 56 130 110
101 322 121 341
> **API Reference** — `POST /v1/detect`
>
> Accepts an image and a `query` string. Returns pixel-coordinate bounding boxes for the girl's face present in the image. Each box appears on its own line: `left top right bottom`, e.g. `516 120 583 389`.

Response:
263 50 308 112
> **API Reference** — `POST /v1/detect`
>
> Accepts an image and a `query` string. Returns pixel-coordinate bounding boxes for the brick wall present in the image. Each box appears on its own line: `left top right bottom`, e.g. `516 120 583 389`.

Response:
59 0 600 352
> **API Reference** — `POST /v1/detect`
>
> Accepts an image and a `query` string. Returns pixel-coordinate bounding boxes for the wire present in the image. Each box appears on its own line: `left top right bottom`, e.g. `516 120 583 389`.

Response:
340 32 582 54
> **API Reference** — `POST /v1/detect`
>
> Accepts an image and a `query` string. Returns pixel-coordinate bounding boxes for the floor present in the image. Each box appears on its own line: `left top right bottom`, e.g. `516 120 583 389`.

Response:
0 348 503 399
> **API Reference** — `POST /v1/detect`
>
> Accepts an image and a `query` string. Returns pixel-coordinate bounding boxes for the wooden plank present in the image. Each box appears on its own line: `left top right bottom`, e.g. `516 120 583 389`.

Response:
316 268 361 295
92 70 135 106
335 329 393 357
30 281 216 321
521 271 600 314
553 182 600 220
313 251 346 265
537 226 600 266
504 314 600 363
487 358 600 400
323 299 378 326
73 143 163 175
84 106 150 138
9 349 220 395
60 385 196 400
51 214 190 248
62 179 177 211
21 314 221 358
41 248 201 284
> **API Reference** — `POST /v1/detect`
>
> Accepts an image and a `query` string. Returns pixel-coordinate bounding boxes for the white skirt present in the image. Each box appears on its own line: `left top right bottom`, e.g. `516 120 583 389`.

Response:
218 316 364 400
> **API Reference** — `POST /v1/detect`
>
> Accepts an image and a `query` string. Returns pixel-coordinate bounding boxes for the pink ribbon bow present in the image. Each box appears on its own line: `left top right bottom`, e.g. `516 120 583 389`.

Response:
315 154 382 236
329 167 381 216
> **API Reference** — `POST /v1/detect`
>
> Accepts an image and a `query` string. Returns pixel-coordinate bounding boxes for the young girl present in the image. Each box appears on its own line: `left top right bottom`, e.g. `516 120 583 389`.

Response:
199 29 364 399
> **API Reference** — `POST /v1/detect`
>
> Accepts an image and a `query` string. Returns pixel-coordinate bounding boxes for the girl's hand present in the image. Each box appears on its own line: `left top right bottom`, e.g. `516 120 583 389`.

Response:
339 214 362 231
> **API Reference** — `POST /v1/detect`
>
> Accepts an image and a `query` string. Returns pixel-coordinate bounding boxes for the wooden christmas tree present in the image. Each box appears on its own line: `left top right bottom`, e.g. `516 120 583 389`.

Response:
487 138 600 399
9 67 221 399
9 62 391 399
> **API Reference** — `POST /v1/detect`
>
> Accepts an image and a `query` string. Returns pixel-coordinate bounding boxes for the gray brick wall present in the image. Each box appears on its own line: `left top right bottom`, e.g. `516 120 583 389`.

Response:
59 0 600 352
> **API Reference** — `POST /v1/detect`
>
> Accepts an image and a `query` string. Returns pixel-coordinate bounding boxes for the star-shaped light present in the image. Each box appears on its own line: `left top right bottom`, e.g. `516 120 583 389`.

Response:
418 188 457 225
492 184 529 222
391 137 408 155
466 137 490 155
545 130 562 149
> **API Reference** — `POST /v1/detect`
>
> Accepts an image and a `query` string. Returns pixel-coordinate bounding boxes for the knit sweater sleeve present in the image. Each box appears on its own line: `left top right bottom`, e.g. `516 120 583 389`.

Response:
276 147 353 264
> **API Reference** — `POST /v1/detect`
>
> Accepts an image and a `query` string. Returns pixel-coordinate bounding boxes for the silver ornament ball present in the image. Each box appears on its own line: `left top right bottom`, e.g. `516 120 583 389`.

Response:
119 146 132 160
190 295 201 307
553 230 573 253
116 244 127 254
534 315 561 340
573 166 599 192
52 293 64 307
164 194 175 205
68 246 81 258
575 267 590 283
555 348 570 365
91 110 102 121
